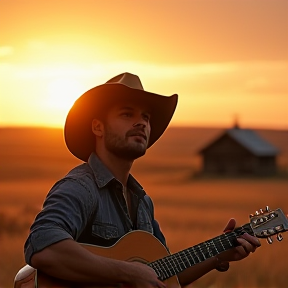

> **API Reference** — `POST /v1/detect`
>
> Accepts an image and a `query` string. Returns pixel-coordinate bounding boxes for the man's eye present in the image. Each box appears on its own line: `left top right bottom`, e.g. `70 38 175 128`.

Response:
122 113 131 117
143 115 150 121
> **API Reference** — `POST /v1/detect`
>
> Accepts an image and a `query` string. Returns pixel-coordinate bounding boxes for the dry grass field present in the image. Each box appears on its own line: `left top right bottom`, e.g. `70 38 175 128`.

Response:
1 127 288 288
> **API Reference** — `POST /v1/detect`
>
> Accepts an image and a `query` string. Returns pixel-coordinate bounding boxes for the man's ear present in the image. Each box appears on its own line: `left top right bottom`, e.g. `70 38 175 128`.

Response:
92 119 103 137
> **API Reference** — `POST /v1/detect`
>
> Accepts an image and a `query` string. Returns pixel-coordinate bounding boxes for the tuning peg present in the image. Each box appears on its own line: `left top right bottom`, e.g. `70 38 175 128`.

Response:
259 208 264 214
277 233 283 242
267 237 273 244
265 206 270 212
249 214 254 218
255 211 260 215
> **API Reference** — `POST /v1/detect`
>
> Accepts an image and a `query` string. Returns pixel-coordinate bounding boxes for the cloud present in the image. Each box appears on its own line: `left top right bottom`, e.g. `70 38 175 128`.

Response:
1 59 287 98
245 77 288 95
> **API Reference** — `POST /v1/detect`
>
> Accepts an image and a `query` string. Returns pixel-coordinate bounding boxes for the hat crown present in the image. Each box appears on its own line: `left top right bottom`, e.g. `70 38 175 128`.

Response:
106 72 144 90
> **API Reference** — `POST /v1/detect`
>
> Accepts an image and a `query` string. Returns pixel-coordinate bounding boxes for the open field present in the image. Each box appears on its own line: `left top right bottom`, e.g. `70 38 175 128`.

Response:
1 127 288 288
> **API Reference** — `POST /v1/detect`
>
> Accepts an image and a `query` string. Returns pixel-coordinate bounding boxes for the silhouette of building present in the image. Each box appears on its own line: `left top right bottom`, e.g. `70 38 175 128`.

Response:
199 126 279 176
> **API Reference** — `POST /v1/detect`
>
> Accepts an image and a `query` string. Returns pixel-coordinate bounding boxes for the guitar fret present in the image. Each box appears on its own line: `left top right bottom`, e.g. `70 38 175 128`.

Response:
149 262 164 279
167 258 178 275
175 251 190 270
203 241 214 258
148 229 243 281
158 258 172 279
206 240 216 256
184 250 195 266
220 234 234 250
216 236 230 253
162 258 173 277
200 242 211 259
178 251 190 269
198 245 206 261
212 238 220 254
229 233 237 246
226 234 233 246
187 247 199 264
178 250 195 270
149 262 162 278
192 246 204 262
219 236 226 251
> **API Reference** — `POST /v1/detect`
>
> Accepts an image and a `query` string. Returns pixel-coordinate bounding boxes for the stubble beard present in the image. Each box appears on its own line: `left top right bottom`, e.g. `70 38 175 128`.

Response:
104 127 148 160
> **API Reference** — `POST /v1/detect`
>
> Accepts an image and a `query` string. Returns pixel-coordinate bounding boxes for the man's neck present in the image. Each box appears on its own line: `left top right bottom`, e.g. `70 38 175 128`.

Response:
95 150 133 186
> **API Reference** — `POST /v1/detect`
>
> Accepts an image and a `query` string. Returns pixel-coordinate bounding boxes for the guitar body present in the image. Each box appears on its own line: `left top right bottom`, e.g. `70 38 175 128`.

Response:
14 231 181 288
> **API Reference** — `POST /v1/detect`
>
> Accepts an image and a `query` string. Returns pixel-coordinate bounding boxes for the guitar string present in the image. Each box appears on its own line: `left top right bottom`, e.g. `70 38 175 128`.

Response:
149 231 239 280
152 230 237 267
150 232 237 280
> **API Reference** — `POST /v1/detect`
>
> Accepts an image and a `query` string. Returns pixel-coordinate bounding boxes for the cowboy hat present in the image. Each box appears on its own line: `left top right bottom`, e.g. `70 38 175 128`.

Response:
64 72 178 161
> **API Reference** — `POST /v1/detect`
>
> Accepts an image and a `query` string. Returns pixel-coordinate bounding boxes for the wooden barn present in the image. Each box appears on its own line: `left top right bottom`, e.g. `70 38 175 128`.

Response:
199 127 279 176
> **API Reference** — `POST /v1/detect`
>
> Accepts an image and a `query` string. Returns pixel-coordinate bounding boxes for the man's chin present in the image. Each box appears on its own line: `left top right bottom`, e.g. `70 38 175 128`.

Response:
129 136 147 145
123 145 147 160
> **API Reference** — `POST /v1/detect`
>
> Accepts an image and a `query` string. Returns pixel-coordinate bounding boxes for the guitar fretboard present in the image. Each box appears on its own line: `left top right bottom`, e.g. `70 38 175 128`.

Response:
148 226 249 281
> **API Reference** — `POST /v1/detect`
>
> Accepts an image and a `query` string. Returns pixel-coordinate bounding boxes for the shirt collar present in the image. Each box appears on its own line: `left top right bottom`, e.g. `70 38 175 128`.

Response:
87 152 146 198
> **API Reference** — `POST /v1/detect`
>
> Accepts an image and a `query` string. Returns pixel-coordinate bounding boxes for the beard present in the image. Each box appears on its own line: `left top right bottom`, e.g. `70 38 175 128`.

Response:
104 125 148 160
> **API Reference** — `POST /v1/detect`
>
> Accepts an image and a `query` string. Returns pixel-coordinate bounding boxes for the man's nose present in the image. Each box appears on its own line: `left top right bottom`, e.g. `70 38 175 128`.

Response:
132 121 146 128
132 116 147 127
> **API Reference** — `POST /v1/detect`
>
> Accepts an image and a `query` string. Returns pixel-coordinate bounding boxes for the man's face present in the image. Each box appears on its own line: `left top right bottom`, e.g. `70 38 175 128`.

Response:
102 102 151 160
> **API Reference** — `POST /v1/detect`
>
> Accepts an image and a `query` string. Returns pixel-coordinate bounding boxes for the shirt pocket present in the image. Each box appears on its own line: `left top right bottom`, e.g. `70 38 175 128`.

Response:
92 222 120 240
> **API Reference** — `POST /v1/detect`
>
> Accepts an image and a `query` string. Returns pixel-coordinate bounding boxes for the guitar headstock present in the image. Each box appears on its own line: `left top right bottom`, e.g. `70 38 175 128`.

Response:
249 206 288 244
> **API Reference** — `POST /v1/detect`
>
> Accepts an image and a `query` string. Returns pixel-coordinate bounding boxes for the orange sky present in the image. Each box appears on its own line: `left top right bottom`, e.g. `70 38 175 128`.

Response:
0 0 287 129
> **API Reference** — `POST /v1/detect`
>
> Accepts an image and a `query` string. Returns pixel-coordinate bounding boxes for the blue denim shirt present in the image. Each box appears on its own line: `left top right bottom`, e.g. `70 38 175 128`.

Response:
24 152 166 265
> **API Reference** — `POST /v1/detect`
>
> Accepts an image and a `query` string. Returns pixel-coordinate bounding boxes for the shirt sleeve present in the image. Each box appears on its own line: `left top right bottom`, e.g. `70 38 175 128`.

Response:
143 195 168 249
24 176 96 265
152 218 168 249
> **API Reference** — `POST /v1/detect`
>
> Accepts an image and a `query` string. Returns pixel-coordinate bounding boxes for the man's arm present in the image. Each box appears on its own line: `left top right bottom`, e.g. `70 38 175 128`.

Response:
31 238 165 288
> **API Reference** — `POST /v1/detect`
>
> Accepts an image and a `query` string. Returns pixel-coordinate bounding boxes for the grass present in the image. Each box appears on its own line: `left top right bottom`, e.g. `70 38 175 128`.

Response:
1 177 288 288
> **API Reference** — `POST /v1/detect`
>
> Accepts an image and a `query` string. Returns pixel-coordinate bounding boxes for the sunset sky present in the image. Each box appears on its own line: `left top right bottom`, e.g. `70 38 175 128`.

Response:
0 0 287 129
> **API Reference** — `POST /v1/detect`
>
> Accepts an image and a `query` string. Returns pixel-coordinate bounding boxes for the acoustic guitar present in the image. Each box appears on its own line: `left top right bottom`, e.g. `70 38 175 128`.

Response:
14 206 288 288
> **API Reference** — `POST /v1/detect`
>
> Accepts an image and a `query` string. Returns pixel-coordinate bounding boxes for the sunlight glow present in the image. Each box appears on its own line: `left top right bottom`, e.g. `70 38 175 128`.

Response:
1 0 287 129
0 60 287 129
45 78 84 110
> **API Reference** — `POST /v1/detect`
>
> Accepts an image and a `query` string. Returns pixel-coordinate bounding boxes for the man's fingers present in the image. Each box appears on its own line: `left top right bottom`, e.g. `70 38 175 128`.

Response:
237 235 261 254
156 280 166 288
240 233 261 247
223 218 236 233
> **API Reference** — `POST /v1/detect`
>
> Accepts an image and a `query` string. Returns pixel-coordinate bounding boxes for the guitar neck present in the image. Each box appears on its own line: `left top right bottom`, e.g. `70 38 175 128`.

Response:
148 223 252 281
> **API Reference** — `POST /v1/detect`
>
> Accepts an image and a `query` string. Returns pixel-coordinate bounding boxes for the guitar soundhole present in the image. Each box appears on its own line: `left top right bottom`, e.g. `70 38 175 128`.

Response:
126 257 148 264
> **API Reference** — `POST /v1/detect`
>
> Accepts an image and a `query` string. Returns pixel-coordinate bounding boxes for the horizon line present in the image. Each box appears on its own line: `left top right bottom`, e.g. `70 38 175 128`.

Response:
1 124 287 131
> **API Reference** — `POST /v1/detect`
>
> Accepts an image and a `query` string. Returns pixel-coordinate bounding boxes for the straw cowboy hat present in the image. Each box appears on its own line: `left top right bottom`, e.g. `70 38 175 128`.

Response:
64 72 178 161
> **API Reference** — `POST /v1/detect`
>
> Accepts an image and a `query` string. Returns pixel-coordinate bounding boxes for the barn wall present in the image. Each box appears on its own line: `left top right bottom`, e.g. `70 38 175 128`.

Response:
201 135 277 175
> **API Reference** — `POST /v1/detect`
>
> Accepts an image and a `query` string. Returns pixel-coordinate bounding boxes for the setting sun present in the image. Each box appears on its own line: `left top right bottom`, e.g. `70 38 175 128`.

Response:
45 77 84 111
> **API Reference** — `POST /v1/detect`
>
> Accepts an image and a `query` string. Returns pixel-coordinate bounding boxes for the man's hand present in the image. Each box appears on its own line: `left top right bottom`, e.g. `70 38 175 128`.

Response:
126 262 166 288
217 218 261 264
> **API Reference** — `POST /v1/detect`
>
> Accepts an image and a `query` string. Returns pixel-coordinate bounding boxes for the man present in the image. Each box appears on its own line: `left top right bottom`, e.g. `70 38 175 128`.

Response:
24 72 260 287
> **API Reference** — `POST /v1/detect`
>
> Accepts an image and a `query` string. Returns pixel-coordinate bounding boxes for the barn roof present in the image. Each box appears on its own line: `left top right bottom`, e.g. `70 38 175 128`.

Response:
226 129 279 156
200 128 279 156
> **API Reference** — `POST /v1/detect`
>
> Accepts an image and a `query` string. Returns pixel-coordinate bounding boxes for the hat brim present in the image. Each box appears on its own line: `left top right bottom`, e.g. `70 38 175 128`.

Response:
64 83 178 162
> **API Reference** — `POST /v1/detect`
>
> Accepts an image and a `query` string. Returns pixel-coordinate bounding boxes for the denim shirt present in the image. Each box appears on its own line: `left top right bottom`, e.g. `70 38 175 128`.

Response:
24 153 166 265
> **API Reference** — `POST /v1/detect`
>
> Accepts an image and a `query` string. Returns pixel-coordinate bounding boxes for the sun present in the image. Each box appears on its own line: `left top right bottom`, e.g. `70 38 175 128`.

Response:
45 77 85 111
